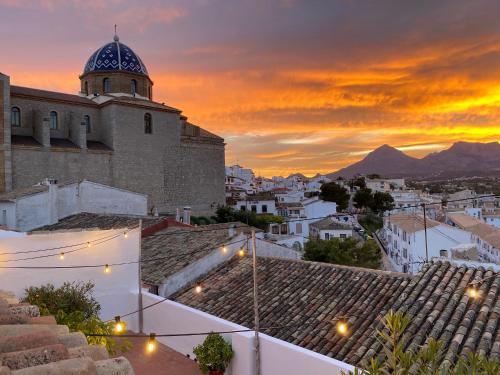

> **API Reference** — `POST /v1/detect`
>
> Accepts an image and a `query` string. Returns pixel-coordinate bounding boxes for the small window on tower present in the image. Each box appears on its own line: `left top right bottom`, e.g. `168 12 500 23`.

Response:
103 78 111 93
84 81 89 95
11 107 21 127
144 113 152 134
131 79 137 95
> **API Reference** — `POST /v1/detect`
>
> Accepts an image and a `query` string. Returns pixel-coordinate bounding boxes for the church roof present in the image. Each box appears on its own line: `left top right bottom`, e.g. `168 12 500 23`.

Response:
11 86 96 106
83 36 149 76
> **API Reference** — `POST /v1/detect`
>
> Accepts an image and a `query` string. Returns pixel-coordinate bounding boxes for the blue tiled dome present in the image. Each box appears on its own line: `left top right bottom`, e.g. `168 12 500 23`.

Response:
83 36 149 76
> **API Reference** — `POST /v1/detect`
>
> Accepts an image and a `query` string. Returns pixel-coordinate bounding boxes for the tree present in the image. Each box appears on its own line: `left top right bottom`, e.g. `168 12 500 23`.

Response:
351 176 367 189
320 182 350 211
371 191 394 212
213 205 282 230
358 213 383 235
354 188 374 210
303 238 381 269
343 311 499 375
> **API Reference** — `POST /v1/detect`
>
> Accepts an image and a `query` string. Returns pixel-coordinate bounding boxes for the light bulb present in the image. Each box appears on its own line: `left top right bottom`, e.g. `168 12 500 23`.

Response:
124 232 128 239
222 246 228 253
87 242 91 248
467 287 479 299
114 316 125 333
195 285 202 294
238 249 245 257
336 320 348 336
147 334 156 353
59 252 64 260
104 264 110 274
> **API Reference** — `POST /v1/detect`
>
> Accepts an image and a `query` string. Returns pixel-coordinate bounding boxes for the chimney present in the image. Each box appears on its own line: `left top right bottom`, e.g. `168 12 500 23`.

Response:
183 207 191 224
175 208 181 222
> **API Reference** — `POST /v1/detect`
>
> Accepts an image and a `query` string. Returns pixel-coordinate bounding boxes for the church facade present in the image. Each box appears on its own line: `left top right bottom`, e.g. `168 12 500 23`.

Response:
0 35 225 215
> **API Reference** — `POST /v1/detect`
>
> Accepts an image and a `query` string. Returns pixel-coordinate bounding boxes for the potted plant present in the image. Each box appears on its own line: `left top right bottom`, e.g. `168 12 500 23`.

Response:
193 332 234 375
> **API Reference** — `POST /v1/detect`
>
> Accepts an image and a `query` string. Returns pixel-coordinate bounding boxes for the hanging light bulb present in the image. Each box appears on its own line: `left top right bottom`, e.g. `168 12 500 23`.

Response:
467 286 479 299
87 242 91 248
195 284 202 294
104 264 110 274
146 333 157 353
59 252 65 260
222 246 228 254
114 316 125 333
336 319 348 336
123 231 128 239
238 248 245 257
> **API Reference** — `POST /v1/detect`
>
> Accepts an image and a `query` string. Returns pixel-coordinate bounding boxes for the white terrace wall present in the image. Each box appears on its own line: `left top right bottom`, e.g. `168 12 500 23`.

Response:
139 292 354 375
0 228 141 328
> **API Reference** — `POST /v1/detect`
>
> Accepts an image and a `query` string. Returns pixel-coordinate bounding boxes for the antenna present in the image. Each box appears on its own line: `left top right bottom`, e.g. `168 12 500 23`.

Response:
113 24 119 42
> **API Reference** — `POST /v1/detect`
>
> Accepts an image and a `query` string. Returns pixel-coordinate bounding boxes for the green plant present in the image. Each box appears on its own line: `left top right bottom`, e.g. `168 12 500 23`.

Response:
320 182 350 211
193 333 234 374
343 310 499 375
22 282 131 355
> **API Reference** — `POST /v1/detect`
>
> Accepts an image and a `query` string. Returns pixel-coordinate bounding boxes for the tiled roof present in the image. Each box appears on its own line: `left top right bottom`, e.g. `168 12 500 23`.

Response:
10 86 97 106
448 213 482 230
448 214 500 248
0 185 48 202
141 222 255 285
0 290 133 372
172 258 499 368
388 214 440 234
310 218 352 231
32 213 166 232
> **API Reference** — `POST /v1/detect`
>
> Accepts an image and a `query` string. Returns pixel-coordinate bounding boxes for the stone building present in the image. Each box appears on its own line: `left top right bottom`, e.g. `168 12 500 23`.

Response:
0 34 225 215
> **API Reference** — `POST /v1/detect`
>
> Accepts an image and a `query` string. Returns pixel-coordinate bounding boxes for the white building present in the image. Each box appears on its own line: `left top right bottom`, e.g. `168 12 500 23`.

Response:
0 179 148 231
233 195 277 215
381 214 471 274
275 191 305 204
310 217 353 240
225 165 256 195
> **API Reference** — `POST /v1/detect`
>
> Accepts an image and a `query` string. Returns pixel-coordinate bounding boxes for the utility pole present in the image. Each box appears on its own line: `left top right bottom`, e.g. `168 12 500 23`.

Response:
251 230 261 375
138 219 144 333
421 204 429 262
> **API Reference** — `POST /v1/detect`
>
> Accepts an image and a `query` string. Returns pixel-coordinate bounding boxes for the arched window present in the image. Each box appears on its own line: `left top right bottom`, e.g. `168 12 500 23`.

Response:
131 79 137 96
144 113 152 134
103 78 111 93
84 81 89 95
11 107 21 127
148 86 152 99
83 115 91 134
49 111 58 130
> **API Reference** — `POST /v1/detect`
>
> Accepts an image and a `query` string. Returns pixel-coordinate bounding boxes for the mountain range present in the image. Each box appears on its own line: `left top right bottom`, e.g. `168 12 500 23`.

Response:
326 141 500 179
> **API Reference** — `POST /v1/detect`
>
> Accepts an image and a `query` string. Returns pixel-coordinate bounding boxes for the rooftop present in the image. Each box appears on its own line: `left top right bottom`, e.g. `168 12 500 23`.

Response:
172 258 499 368
310 217 352 231
448 213 500 248
388 214 440 234
141 222 256 285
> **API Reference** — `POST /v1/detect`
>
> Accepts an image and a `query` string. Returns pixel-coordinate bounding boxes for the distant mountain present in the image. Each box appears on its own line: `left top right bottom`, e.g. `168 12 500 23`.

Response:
327 142 500 179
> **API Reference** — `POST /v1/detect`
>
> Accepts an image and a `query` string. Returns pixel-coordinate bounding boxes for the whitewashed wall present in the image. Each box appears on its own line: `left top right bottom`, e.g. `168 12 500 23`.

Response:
139 292 354 375
0 228 141 328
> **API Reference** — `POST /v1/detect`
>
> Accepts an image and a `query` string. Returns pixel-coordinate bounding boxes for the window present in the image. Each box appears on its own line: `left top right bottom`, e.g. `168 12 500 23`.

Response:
402 231 407 241
49 111 58 130
84 81 89 95
280 224 288 234
240 206 246 211
403 248 407 258
82 115 91 134
251 205 257 213
296 223 302 234
262 204 268 213
440 249 448 258
325 233 330 240
144 113 152 134
11 107 21 127
340 233 347 239
131 79 137 95
271 225 279 234
148 86 152 99
103 78 111 93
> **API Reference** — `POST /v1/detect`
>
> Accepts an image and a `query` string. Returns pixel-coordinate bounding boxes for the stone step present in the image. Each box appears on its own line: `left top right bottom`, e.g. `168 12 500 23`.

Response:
0 344 69 370
0 325 69 337
26 317 55 326
95 357 134 375
0 314 29 325
68 346 108 361
0 331 58 355
10 357 97 375
57 333 88 349
8 305 40 319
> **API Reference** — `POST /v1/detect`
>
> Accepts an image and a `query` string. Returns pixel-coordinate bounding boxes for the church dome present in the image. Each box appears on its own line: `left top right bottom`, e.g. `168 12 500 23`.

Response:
83 36 149 76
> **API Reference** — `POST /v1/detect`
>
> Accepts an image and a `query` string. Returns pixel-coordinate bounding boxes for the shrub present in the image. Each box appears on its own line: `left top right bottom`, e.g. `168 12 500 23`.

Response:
193 333 234 374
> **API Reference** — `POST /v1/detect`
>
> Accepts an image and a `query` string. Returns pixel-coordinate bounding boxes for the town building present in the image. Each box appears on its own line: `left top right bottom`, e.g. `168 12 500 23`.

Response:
310 217 353 240
231 193 277 215
381 214 471 273
0 34 225 216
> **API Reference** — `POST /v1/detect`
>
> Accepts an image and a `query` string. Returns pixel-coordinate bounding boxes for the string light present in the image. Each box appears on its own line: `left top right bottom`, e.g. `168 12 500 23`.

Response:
195 284 202 294
467 286 480 299
146 333 157 353
238 248 245 257
87 242 91 248
123 232 128 239
222 246 228 254
59 252 64 260
104 264 110 274
336 319 348 335
114 316 125 333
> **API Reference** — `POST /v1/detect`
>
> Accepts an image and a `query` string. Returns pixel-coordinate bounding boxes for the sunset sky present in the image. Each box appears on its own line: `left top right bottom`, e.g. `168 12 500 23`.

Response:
1 0 499 177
